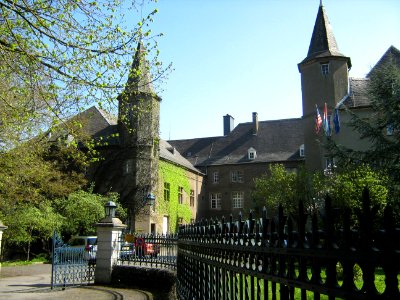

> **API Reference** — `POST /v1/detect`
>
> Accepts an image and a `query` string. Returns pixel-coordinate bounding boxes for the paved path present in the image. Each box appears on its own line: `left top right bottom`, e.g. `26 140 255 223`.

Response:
0 264 153 300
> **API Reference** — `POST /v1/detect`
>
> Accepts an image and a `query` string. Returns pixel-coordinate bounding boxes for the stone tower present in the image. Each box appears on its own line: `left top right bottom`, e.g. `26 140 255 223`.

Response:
118 41 161 231
298 2 351 171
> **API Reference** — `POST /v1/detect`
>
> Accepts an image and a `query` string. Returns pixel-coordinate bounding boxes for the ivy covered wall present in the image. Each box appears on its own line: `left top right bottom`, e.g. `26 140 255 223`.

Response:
157 160 193 233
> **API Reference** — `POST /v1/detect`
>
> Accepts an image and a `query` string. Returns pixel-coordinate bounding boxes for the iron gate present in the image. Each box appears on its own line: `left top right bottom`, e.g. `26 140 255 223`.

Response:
51 232 95 289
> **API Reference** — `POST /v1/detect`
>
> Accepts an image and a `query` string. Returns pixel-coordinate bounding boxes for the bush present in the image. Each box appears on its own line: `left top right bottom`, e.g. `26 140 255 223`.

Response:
111 266 177 300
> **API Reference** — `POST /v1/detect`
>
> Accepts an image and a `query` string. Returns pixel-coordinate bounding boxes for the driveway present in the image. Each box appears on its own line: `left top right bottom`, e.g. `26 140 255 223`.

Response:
0 264 153 300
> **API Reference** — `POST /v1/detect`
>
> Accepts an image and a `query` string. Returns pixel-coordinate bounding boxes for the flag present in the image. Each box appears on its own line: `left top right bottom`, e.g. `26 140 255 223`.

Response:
333 108 340 134
315 105 322 133
323 103 331 136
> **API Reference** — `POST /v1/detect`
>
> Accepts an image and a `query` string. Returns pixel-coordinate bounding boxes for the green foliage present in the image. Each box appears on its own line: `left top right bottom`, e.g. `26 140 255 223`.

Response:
2 201 62 260
253 164 322 216
0 141 87 211
326 55 400 202
252 164 389 225
322 165 388 225
0 0 170 151
158 161 193 232
253 164 297 215
54 188 125 236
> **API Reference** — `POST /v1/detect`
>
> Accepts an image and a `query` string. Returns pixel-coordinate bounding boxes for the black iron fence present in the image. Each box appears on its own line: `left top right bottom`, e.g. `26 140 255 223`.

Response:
115 233 178 270
176 188 400 299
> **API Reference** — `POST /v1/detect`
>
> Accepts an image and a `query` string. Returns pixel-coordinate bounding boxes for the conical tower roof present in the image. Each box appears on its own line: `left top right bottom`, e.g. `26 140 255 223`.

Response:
125 41 157 95
300 2 351 67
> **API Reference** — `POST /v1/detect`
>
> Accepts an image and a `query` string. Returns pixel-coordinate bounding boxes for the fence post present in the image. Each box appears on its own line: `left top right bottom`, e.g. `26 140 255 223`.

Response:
0 220 7 265
94 212 126 284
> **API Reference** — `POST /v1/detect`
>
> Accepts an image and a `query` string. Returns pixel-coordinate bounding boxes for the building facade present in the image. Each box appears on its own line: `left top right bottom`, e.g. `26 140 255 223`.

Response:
77 2 398 224
169 3 399 219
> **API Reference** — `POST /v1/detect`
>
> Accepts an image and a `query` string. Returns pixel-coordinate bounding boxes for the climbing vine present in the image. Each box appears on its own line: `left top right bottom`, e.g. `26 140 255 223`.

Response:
157 160 193 233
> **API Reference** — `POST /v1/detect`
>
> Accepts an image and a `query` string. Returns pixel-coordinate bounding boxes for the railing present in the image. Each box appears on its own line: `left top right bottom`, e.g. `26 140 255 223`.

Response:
51 232 95 289
115 233 178 270
176 188 400 299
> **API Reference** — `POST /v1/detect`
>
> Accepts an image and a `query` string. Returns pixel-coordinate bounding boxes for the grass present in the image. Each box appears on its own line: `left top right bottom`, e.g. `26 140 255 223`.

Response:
217 266 397 300
1 256 49 267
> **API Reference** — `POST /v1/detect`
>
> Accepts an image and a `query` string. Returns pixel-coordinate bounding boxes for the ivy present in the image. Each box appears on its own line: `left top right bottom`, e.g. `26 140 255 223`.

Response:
157 160 193 233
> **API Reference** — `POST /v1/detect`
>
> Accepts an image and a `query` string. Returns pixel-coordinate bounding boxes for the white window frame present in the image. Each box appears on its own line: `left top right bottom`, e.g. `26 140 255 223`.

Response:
232 191 244 209
210 193 222 209
248 148 256 160
213 171 219 184
231 170 244 183
300 144 305 157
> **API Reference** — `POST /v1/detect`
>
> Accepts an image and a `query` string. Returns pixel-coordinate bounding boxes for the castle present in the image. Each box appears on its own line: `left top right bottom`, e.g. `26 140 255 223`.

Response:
77 2 399 233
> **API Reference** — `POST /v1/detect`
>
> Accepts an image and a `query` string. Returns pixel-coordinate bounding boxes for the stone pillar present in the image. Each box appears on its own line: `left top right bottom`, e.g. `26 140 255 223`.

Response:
0 220 7 268
94 216 126 285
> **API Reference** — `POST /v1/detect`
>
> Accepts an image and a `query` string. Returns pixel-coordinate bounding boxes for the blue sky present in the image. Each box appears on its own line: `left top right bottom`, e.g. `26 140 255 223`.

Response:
143 0 400 140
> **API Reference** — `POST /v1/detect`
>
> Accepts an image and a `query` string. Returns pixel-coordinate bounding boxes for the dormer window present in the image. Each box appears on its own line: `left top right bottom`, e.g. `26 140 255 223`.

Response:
321 63 329 76
299 144 305 157
248 147 256 160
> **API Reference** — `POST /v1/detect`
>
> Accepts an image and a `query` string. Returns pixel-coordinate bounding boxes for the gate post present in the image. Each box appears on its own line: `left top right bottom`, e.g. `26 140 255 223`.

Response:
95 202 126 285
0 220 7 271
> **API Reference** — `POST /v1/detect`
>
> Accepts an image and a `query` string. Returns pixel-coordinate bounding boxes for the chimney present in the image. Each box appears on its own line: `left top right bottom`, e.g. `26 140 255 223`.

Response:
252 112 259 135
223 114 234 135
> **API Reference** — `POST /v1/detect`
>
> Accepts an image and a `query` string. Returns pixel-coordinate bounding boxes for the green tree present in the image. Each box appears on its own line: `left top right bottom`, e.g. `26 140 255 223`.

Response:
252 164 389 226
2 201 62 260
323 165 389 226
0 0 169 150
253 164 298 216
54 188 126 236
327 54 400 198
0 142 87 212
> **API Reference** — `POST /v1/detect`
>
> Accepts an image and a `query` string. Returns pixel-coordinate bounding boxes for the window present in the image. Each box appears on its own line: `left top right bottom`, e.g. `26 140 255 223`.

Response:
210 193 222 209
213 171 219 183
324 158 336 176
232 191 244 209
321 63 329 76
190 190 195 207
387 124 394 136
231 170 244 183
299 144 305 157
248 147 256 160
164 182 170 201
124 159 133 174
178 186 183 204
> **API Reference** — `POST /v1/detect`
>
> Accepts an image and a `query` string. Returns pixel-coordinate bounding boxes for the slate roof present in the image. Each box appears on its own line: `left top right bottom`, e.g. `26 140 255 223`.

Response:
159 139 203 174
367 45 400 78
342 78 371 108
341 46 400 109
124 42 159 96
300 3 351 67
71 106 201 173
168 118 304 167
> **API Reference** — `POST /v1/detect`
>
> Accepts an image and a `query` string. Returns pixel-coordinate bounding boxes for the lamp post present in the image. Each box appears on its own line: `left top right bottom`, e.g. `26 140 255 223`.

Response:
95 201 126 285
146 193 156 206
104 201 117 218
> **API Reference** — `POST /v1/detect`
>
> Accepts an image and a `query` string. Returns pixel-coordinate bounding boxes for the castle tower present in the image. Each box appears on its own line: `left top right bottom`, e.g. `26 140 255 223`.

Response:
118 41 161 231
298 2 351 171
